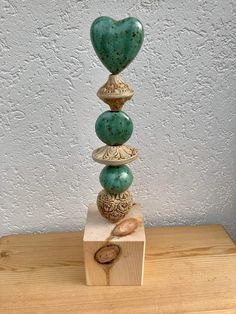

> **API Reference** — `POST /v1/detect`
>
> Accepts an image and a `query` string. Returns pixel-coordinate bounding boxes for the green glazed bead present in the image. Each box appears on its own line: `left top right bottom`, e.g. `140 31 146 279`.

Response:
95 111 133 146
99 165 133 194
90 16 144 74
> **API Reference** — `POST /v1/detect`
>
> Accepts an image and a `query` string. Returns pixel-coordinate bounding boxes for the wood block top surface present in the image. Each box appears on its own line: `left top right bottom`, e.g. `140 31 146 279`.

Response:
83 203 145 242
0 224 236 313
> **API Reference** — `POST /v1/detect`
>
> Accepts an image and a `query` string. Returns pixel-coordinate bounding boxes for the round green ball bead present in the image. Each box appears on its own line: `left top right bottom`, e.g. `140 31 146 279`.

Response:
99 165 133 194
95 111 133 146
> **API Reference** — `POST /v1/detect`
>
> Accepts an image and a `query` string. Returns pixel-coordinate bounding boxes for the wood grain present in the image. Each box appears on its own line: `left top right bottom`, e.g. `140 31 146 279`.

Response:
83 203 145 285
0 224 236 314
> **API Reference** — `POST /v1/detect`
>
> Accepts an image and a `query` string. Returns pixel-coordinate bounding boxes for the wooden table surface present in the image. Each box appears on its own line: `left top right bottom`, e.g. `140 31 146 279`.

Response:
0 224 236 314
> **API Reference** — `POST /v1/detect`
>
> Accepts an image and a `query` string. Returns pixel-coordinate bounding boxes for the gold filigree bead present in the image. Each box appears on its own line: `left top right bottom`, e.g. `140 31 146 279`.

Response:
97 74 134 111
97 189 133 223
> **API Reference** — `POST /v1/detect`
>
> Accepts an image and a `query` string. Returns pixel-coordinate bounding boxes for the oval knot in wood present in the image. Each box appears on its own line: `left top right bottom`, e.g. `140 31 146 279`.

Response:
94 244 120 264
112 218 139 237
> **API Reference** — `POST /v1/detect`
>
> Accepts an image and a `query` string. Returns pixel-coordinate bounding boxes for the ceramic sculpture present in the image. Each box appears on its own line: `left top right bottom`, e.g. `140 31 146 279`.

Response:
83 16 145 286
91 16 144 222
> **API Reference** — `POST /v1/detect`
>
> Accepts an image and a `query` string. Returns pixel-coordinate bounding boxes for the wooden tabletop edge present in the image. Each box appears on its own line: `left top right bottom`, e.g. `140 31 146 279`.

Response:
0 224 234 243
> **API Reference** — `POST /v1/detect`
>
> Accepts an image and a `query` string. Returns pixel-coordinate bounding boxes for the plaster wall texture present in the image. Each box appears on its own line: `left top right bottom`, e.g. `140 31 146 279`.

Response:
0 0 236 239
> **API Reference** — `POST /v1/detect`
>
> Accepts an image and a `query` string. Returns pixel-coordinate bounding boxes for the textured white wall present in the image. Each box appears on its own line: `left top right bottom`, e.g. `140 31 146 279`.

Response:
0 0 236 240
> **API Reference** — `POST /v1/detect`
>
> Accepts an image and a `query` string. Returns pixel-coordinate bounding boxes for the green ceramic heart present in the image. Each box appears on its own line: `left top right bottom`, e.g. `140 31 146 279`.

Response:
90 16 144 74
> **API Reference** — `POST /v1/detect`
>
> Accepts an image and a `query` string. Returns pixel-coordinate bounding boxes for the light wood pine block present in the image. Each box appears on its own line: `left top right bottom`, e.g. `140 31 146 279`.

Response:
83 203 146 286
0 225 236 313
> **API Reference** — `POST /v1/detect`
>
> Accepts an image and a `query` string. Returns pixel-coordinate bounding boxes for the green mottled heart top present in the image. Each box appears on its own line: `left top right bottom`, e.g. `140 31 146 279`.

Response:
90 16 144 74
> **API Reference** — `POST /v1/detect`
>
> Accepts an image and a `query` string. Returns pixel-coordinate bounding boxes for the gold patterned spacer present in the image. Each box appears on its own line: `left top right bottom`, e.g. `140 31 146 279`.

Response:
92 144 138 166
97 74 134 111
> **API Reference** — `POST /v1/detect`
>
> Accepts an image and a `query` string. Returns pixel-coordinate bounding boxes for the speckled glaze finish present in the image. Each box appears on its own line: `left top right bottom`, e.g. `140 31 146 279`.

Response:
95 111 133 146
99 165 133 194
90 16 144 74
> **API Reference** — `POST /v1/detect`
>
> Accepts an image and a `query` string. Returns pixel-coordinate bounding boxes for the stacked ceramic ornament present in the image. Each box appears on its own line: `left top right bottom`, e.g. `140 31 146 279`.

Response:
90 16 144 223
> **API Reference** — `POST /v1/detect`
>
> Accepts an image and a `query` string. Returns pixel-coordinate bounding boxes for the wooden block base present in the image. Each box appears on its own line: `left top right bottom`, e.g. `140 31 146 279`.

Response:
83 203 146 286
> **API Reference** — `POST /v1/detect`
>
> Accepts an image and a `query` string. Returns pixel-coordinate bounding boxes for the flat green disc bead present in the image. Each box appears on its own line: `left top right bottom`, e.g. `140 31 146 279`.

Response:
99 165 133 194
95 111 133 146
